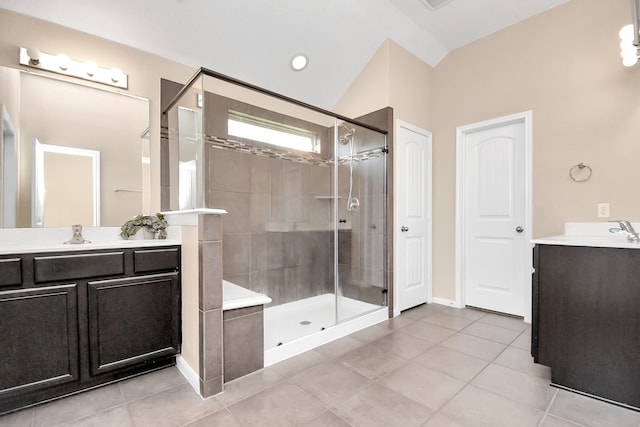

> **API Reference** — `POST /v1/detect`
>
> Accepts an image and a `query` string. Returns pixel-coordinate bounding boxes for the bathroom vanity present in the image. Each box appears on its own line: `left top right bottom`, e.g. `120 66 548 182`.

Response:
532 231 640 410
0 242 181 414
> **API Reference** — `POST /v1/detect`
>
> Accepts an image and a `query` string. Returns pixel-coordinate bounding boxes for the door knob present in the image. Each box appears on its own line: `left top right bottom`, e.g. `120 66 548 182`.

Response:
401 226 409 232
516 226 524 233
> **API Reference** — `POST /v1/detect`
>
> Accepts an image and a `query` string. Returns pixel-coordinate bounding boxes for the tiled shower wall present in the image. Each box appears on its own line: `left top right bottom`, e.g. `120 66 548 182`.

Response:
205 146 334 306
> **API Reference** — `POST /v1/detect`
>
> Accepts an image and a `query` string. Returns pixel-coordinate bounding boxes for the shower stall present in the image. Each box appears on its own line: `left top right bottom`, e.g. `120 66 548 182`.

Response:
165 69 389 364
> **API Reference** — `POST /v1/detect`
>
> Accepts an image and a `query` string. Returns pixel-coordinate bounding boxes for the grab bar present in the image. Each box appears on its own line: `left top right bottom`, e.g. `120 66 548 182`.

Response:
113 188 144 193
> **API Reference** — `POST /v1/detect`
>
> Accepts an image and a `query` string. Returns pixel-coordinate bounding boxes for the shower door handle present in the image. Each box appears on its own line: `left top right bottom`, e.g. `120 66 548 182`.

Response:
401 226 409 232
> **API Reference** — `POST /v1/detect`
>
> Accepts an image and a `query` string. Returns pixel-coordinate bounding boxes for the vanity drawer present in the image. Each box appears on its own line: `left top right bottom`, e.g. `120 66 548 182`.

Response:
34 252 125 283
133 248 180 273
0 258 22 286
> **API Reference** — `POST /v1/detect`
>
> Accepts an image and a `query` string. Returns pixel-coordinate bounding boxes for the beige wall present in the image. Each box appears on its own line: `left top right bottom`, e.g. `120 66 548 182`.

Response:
0 8 196 217
334 39 433 132
335 0 640 302
333 40 391 118
388 39 433 131
0 65 20 126
431 0 640 300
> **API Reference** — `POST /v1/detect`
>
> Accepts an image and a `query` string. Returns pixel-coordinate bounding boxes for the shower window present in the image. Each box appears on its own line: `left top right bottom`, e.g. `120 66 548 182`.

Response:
228 110 320 153
200 92 329 162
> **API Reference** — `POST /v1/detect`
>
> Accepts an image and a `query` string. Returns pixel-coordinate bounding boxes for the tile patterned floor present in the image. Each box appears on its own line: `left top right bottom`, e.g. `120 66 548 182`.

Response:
3 304 640 427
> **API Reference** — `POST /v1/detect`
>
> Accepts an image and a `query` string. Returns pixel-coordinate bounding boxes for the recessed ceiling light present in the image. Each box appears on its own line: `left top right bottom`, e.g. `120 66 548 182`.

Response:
290 53 308 71
421 0 453 10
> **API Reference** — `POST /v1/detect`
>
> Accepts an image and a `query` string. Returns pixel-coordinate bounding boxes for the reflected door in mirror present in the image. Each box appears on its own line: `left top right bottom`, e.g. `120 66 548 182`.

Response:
33 140 99 227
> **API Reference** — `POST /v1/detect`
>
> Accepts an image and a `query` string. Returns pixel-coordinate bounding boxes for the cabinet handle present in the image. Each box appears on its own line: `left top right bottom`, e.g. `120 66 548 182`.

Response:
516 226 524 233
401 226 409 232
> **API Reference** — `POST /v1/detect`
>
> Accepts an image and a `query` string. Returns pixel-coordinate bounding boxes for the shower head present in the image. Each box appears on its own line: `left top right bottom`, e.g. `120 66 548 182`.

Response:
338 123 355 145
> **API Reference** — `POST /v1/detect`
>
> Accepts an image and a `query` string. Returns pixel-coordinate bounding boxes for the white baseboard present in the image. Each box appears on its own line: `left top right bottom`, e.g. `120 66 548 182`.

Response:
432 297 462 308
176 356 200 396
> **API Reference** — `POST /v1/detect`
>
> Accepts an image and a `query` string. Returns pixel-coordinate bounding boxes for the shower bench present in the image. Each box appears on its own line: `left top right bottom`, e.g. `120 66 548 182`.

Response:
223 280 271 382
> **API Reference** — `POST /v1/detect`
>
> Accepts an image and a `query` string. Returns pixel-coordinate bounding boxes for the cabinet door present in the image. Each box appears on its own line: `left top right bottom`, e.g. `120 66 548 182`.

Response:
0 284 79 399
87 273 179 375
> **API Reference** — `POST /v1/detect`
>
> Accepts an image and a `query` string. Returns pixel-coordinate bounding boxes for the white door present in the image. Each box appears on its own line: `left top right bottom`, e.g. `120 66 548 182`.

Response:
32 140 101 227
396 121 432 312
457 112 531 318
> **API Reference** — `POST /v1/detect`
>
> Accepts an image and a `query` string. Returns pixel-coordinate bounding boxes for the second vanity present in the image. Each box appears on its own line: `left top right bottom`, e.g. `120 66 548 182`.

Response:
0 231 181 414
532 223 640 410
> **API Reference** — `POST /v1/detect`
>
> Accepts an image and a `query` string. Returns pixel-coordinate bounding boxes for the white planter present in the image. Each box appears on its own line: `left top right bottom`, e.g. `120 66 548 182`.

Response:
128 229 156 240
142 229 156 240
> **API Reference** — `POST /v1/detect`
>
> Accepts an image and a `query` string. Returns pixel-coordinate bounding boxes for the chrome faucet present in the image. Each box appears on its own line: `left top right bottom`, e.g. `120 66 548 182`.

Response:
64 224 91 244
608 220 640 242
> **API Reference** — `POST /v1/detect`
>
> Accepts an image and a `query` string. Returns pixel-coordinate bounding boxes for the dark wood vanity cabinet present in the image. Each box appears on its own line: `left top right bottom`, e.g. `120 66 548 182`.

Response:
0 246 181 414
87 274 179 376
532 244 640 410
0 284 80 398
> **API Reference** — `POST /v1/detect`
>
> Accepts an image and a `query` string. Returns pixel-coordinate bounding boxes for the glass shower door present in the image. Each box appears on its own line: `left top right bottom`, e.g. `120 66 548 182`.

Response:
335 122 387 323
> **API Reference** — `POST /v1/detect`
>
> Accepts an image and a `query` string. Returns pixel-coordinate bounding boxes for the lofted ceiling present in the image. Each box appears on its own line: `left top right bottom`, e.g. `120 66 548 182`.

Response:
0 0 569 109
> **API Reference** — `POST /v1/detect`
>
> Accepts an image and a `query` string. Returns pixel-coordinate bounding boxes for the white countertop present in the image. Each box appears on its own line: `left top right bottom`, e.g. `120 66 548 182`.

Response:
0 226 181 255
532 222 640 249
162 209 227 226
531 235 640 249
223 280 271 310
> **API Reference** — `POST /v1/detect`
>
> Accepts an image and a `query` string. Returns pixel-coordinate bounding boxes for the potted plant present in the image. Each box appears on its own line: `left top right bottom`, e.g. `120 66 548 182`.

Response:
119 213 168 240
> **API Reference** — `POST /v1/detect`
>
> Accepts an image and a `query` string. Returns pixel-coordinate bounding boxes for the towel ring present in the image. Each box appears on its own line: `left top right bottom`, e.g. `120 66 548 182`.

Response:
569 163 592 182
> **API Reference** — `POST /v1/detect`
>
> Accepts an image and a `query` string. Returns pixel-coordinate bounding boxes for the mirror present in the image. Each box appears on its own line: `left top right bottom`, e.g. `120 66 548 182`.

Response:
0 65 149 227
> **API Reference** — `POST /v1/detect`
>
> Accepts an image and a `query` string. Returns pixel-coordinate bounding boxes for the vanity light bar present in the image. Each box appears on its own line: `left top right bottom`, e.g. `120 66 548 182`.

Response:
19 47 128 89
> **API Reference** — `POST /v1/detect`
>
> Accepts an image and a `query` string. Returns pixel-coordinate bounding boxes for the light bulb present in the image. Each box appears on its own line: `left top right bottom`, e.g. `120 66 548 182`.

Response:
26 47 40 65
623 55 638 67
619 24 635 41
620 39 634 50
110 67 123 83
56 54 70 71
621 46 638 59
84 60 97 76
